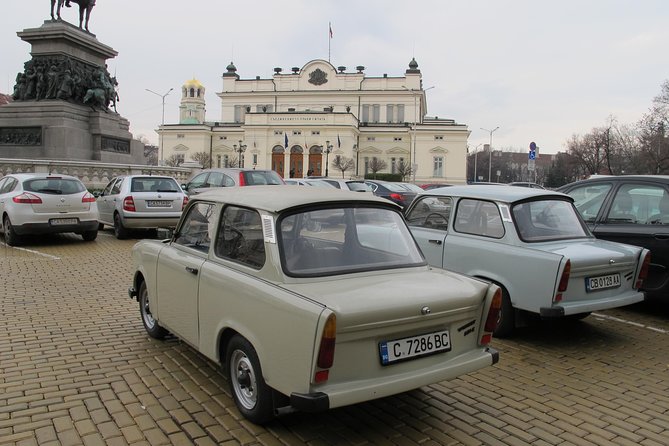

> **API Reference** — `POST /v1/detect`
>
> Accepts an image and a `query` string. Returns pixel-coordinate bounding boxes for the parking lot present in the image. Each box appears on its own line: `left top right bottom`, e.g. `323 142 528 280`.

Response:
2 231 669 446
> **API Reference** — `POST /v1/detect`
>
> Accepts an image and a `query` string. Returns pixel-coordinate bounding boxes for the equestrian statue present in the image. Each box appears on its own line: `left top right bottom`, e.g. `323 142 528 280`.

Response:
50 0 96 32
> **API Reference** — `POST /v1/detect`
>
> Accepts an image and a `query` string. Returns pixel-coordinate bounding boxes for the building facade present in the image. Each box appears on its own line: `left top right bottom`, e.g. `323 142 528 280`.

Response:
158 59 469 184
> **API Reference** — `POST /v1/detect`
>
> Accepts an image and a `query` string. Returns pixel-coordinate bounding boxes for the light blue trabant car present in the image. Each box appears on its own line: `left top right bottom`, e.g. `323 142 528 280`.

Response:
129 186 502 424
405 185 651 337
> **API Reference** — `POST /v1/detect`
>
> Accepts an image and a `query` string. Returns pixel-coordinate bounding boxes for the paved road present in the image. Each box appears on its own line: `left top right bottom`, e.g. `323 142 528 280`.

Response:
2 231 669 445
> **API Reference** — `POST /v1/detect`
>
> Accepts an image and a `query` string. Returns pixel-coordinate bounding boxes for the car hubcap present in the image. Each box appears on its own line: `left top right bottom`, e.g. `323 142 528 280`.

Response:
141 295 155 329
230 350 257 409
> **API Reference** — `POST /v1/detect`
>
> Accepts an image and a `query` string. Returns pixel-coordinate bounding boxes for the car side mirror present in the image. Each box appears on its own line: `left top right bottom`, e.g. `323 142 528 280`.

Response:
181 184 188 191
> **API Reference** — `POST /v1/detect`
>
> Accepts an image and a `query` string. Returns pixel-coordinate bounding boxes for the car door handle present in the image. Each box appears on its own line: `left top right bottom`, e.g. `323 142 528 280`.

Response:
185 267 199 275
428 239 443 245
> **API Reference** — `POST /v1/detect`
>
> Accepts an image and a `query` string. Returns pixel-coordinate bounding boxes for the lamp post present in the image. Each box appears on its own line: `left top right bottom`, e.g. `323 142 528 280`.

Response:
403 86 434 183
472 143 483 182
324 140 333 177
481 126 499 182
234 140 246 168
146 87 173 165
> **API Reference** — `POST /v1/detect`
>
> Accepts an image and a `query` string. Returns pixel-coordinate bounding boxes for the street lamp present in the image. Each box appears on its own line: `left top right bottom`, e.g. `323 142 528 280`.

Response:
233 140 246 168
324 140 333 177
481 126 499 182
402 85 434 183
146 87 173 165
472 143 483 182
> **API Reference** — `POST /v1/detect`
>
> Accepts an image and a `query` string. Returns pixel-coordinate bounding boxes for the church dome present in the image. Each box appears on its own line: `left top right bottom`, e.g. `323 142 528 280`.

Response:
183 78 204 89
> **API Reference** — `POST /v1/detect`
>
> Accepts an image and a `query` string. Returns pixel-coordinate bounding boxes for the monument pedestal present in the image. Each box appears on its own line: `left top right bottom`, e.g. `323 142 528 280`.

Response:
0 20 145 164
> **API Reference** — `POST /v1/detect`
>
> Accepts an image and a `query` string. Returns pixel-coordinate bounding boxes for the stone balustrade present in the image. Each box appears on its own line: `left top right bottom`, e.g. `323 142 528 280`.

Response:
0 158 195 190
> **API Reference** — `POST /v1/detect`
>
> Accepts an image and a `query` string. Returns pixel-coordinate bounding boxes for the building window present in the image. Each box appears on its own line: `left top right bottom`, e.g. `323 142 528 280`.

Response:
364 157 370 175
387 104 395 123
176 154 185 165
219 136 227 140
274 130 282 135
216 154 222 168
367 136 375 141
435 135 444 140
177 134 185 139
293 130 302 135
394 137 402 141
362 105 369 123
253 153 258 166
391 157 397 174
433 156 444 177
397 104 405 122
311 131 320 135
224 155 230 168
372 104 380 123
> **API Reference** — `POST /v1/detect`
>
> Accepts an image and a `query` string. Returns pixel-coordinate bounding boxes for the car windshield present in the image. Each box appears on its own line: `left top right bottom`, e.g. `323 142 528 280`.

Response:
24 178 85 195
512 199 590 242
131 177 180 192
347 182 372 192
279 206 425 276
241 171 285 185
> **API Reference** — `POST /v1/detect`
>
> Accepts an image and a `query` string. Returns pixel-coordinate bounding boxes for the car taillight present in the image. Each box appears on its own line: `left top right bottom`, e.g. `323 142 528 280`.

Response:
12 193 42 204
123 196 136 212
554 259 571 303
314 313 336 383
82 192 96 203
389 193 404 202
238 173 246 186
635 252 651 289
481 288 502 345
182 196 189 210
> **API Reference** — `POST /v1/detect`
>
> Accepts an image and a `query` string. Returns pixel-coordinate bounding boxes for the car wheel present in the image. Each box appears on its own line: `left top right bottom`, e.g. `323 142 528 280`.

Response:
2 215 22 247
226 335 274 424
81 230 98 241
139 282 168 339
493 288 515 338
113 213 129 239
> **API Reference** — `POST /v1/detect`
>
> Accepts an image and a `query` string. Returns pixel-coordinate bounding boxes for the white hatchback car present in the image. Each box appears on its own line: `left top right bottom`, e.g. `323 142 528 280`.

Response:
0 173 99 246
97 175 188 239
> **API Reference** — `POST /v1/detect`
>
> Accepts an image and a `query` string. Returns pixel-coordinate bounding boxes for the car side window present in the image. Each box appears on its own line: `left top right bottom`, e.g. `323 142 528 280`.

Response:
3 178 18 193
174 202 216 253
110 178 123 195
406 196 452 231
567 183 611 223
607 184 669 225
0 177 11 194
454 199 504 238
215 206 266 268
101 179 116 196
188 173 209 189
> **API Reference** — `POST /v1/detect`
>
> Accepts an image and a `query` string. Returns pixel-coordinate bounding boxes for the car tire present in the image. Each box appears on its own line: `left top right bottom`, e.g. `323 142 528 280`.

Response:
113 213 129 239
226 335 274 425
81 230 98 242
493 288 515 338
139 281 168 339
3 215 22 247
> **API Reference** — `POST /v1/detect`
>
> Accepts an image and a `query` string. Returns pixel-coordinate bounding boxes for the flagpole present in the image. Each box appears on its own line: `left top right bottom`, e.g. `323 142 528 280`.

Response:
328 22 331 63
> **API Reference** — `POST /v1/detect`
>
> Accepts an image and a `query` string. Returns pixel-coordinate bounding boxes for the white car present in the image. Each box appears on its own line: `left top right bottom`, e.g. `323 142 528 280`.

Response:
129 186 502 424
405 185 651 336
0 173 99 246
310 177 373 193
97 175 188 239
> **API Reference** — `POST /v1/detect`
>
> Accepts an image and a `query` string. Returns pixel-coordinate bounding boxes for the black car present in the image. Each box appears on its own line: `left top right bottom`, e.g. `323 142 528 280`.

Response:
364 180 418 209
557 175 669 299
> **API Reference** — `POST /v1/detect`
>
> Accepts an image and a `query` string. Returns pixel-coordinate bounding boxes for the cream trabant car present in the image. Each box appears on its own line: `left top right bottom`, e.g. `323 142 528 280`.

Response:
405 185 651 337
129 186 502 424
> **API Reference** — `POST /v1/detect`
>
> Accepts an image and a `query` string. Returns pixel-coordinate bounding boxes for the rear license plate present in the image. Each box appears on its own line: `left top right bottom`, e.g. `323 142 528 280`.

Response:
379 329 451 365
146 200 172 208
50 218 79 226
586 273 621 292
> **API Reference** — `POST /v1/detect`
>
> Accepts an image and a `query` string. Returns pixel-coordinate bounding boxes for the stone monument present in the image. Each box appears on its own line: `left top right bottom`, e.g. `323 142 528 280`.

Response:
0 6 145 163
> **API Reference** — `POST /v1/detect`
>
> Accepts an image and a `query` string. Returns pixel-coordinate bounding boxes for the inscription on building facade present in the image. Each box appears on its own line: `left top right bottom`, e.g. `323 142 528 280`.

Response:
101 136 130 154
0 127 42 145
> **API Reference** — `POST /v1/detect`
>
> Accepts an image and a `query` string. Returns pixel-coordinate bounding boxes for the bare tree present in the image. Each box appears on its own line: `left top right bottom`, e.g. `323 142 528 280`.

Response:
397 159 412 181
191 151 212 168
368 158 387 179
331 155 355 178
164 154 182 167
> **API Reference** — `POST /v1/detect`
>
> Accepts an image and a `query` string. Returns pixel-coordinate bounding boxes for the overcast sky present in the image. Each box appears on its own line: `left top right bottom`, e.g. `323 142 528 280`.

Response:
4 1 669 154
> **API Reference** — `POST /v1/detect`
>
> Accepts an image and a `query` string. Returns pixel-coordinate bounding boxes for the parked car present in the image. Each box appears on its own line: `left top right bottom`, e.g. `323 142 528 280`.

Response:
284 179 336 188
364 180 418 208
182 168 285 195
97 175 188 239
404 185 651 337
0 173 98 246
129 186 502 424
313 177 373 192
557 175 669 300
420 183 453 190
509 182 546 189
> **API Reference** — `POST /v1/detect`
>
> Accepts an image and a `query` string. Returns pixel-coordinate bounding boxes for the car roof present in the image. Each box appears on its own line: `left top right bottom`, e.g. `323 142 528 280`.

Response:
7 173 81 181
192 185 400 212
421 184 571 203
560 175 669 189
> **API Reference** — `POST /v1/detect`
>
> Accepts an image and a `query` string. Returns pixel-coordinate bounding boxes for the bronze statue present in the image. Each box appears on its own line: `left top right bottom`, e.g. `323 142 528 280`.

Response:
50 0 96 32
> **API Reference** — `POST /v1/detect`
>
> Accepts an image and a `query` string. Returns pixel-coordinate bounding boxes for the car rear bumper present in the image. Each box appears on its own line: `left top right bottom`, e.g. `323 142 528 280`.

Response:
12 220 98 235
290 347 498 412
540 290 645 317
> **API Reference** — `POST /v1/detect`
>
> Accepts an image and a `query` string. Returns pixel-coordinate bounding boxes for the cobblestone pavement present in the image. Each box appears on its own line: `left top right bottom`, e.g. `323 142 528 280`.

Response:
2 231 669 446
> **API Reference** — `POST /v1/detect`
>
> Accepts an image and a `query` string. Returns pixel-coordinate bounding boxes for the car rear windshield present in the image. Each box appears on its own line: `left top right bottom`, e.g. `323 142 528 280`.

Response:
279 206 425 276
24 178 85 195
241 171 285 185
512 199 590 242
131 177 180 192
347 182 372 192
